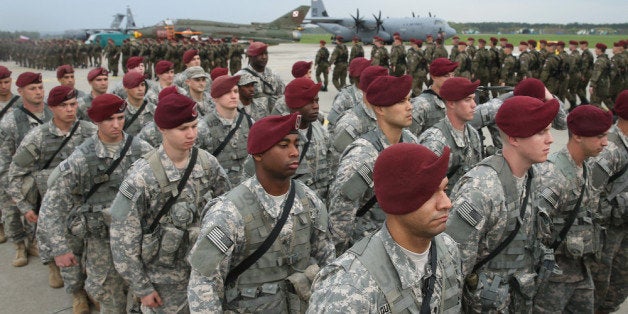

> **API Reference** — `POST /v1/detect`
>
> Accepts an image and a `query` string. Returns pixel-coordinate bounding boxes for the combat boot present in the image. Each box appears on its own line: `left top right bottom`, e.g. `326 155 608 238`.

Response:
26 238 39 257
72 289 90 314
0 223 6 243
12 242 28 267
48 263 64 288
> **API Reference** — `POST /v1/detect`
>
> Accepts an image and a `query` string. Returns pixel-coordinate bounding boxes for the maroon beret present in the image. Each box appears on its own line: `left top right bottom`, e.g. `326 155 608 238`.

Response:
155 94 198 129
47 85 76 107
436 38 443 44
211 75 240 98
366 75 412 107
429 58 459 77
353 36 359 42
87 67 108 81
458 41 467 46
514 78 546 101
414 39 423 46
374 143 450 215
567 105 612 137
247 113 300 154
613 90 628 120
0 66 11 79
569 40 579 46
490 37 498 42
182 49 199 64
56 64 74 79
291 61 312 78
439 77 480 101
336 35 344 41
358 66 388 91
88 94 126 123
547 41 557 46
519 41 528 46
528 39 537 46
478 38 486 44
154 60 174 75
496 96 559 138
614 42 622 48
158 86 180 101
540 39 548 44
505 43 514 49
247 42 268 57
285 77 321 109
557 41 565 46
16 72 42 88
123 71 145 89
126 56 144 70
348 57 371 78
579 40 588 45
500 37 508 41
210 67 228 81
596 43 607 51
319 40 326 45
452 36 460 40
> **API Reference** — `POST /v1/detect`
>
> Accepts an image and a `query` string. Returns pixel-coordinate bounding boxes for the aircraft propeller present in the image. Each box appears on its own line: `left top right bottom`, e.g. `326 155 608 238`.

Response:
350 9 366 33
373 11 386 32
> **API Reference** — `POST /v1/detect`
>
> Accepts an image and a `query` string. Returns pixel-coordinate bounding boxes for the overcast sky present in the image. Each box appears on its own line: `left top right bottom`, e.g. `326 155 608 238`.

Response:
1 0 626 33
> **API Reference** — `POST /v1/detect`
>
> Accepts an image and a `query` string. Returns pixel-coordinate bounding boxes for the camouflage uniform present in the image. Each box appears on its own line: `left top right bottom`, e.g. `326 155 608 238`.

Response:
418 116 483 194
454 50 472 79
472 47 490 88
371 46 389 68
389 43 406 77
104 42 121 76
610 52 626 102
269 96 290 116
173 71 213 98
557 50 571 104
500 53 517 87
424 41 435 64
228 42 244 75
488 45 501 97
292 121 332 201
433 45 448 60
138 117 211 149
566 49 582 106
406 46 428 97
533 147 599 313
187 177 335 313
308 226 462 313
577 49 594 104
327 127 418 253
518 50 533 81
590 53 613 109
238 98 268 122
314 46 330 90
329 43 349 90
122 99 156 136
236 64 285 114
109 146 231 313
326 85 362 133
349 42 364 62
37 134 153 306
541 53 562 95
409 90 446 136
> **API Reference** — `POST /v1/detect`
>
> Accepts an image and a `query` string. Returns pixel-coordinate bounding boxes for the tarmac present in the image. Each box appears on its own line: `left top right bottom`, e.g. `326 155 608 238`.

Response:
0 43 625 313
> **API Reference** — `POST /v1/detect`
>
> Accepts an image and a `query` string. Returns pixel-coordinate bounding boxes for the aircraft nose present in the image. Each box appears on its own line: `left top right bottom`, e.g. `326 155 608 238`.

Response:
446 26 457 37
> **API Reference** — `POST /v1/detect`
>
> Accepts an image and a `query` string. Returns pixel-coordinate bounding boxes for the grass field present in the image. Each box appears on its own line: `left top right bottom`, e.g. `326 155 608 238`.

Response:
300 33 626 47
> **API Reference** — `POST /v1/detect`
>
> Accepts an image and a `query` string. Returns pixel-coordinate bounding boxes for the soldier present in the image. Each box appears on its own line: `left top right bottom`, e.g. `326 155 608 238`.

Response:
104 39 121 77
433 38 448 60
445 96 559 313
488 37 501 97
77 67 109 119
56 65 86 98
309 143 461 313
610 42 626 102
472 39 490 101
389 35 406 77
556 41 571 104
236 41 285 114
590 43 613 109
271 61 313 116
326 57 371 131
424 34 436 64
518 41 533 81
120 39 132 74
370 36 389 69
8 86 97 289
533 105 612 313
406 39 428 97
109 56 147 99
38 94 154 313
199 75 252 185
110 94 231 313
329 36 349 91
498 37 508 64
563 40 582 109
237 75 267 121
418 77 483 193
187 113 334 312
349 36 364 62
184 66 214 116
120 71 156 136
146 60 186 106
541 42 562 95
0 72 52 267
449 36 460 62
315 40 330 91
467 37 477 60
173 49 212 96
499 43 517 88
328 75 418 253
578 40 594 105
0 65 19 140
228 37 244 75
454 41 471 79
527 39 541 79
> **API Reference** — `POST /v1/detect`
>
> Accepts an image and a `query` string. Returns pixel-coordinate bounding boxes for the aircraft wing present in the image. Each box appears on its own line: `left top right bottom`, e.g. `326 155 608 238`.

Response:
306 17 346 24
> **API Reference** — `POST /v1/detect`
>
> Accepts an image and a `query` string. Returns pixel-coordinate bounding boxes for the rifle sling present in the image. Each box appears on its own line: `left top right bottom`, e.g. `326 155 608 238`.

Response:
551 166 587 250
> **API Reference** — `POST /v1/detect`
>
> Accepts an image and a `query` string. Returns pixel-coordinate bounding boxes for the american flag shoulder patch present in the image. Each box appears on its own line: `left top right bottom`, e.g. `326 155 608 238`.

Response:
457 201 482 227
207 226 234 254
540 188 559 209
120 181 136 200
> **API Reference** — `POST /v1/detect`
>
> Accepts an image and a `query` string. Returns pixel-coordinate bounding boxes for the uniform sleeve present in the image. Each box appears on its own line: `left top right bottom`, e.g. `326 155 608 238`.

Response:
418 128 447 157
304 187 335 266
551 96 568 130
533 162 564 246
7 130 41 213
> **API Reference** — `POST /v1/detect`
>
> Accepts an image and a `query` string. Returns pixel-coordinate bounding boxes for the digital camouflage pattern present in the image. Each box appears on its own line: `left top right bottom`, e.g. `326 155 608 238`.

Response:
236 64 285 114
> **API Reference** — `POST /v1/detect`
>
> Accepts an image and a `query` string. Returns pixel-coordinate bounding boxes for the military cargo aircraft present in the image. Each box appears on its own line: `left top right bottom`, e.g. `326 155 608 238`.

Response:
307 0 456 43
133 5 310 44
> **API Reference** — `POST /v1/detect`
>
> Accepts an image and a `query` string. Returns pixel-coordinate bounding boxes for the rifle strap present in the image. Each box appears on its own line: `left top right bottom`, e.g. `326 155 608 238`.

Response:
551 166 587 250
292 125 313 180
0 95 19 121
421 239 438 314
41 121 80 170
242 68 275 93
19 105 44 124
123 99 147 131
82 134 134 203
212 111 244 157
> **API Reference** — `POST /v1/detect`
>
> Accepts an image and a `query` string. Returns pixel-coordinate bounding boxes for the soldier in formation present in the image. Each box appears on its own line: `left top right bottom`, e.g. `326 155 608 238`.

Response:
329 36 349 91
406 39 428 97
314 40 330 92
236 42 285 114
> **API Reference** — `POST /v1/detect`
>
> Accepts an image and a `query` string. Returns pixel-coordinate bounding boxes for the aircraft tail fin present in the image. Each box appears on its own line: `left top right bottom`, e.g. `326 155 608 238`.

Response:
110 13 125 29
268 5 310 28
310 0 329 17
125 6 136 29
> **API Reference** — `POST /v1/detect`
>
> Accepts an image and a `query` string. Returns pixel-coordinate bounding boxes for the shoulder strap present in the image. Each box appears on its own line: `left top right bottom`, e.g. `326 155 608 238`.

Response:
212 112 244 157
421 239 438 314
225 180 296 286
551 166 587 250
41 121 81 170
237 108 253 127
123 100 148 131
242 68 275 93
0 95 19 121
608 132 628 183
18 105 43 124
146 147 198 234
82 135 134 202
293 125 313 180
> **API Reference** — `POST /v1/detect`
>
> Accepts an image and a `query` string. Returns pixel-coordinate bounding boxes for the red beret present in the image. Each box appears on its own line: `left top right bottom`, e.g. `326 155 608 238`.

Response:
436 38 443 44
285 77 321 109
500 37 508 41
336 35 344 41
349 57 372 78
210 67 228 81
126 56 144 70
155 60 174 75
87 67 108 81
514 78 546 101
614 42 622 48
569 40 579 46
291 61 312 78
319 40 326 45
155 94 198 129
458 41 467 46
352 36 359 42
16 72 42 88
613 90 628 120
0 66 11 79
366 75 412 107
528 39 537 46
359 66 388 91
540 39 548 44
247 113 300 154
596 43 607 51
88 94 126 123
429 58 459 77
467 37 475 41
211 75 240 98
478 38 486 44
374 143 450 215
579 40 588 45
505 43 514 49
183 49 199 64
519 41 528 46
247 42 268 57
490 37 498 42
47 85 76 107
158 86 180 101
123 71 145 89
496 96 559 138
414 39 423 46
567 105 612 137
557 41 565 46
439 77 480 101
56 64 74 79
452 36 460 40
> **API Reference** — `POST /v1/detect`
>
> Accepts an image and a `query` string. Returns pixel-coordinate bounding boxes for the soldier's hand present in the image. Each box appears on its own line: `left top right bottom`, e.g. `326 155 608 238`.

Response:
141 291 163 308
55 252 78 268
24 210 38 223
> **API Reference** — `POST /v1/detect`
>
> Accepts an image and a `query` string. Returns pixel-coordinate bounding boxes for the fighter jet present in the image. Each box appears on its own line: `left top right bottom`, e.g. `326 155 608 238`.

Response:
133 5 310 44
307 0 456 43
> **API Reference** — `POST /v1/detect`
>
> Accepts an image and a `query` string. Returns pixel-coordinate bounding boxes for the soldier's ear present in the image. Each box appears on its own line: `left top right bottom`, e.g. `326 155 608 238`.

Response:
252 153 263 162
